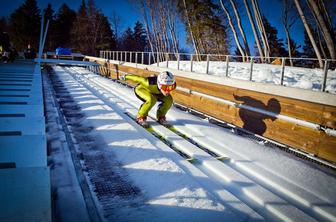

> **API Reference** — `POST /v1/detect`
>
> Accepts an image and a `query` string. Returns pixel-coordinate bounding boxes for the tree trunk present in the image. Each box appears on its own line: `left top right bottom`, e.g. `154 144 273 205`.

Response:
293 0 323 68
251 0 269 61
281 0 296 66
230 0 250 58
284 26 293 66
140 1 155 57
182 0 200 59
220 0 246 61
307 0 336 60
165 0 180 56
243 0 264 60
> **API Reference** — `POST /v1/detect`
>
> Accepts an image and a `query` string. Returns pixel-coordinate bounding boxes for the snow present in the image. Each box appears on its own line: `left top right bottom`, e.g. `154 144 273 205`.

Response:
159 61 336 94
49 65 336 222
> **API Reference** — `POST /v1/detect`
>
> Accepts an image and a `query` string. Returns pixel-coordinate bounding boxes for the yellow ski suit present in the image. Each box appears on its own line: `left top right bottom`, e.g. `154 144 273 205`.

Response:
125 75 174 119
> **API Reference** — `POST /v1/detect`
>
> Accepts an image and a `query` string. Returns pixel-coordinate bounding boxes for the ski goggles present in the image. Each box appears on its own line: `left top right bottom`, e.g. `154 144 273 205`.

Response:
159 84 175 92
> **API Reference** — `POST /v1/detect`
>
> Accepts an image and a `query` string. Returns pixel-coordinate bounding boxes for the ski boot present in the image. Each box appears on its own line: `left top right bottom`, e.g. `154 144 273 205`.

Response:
157 116 170 127
137 116 149 128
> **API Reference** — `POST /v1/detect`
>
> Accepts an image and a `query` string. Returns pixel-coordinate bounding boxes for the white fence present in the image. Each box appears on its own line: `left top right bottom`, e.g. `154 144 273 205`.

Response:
99 51 336 94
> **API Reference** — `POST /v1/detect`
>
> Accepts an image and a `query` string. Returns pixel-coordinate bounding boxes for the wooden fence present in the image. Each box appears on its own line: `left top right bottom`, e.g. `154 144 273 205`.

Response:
85 57 336 164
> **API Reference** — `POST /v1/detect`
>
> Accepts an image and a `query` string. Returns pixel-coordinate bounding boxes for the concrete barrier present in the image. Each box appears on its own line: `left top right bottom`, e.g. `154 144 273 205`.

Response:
0 62 50 222
0 167 51 222
0 135 46 167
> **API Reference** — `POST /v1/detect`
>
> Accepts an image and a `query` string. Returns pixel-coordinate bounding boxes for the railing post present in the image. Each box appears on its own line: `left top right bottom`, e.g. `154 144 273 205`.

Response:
116 51 119 61
149 52 151 65
135 52 138 65
177 53 180 70
166 53 169 68
190 54 193 72
142 52 144 64
130 52 133 63
225 55 230 77
322 59 329 92
206 54 210 74
249 57 254 81
157 52 159 67
280 57 285 85
109 51 112 60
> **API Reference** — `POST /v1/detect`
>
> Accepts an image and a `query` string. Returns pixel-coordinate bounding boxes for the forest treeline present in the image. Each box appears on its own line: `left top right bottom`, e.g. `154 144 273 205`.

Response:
0 0 148 57
0 0 335 67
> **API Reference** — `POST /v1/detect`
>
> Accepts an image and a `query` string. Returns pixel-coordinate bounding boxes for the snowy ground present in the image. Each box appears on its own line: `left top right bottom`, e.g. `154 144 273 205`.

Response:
158 61 336 94
48 65 336 222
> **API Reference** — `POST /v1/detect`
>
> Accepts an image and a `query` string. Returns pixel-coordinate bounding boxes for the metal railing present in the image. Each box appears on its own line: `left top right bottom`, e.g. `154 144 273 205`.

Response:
99 50 336 94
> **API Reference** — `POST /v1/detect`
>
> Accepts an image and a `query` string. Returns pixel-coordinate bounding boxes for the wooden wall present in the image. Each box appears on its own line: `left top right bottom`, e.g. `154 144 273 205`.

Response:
87 58 336 163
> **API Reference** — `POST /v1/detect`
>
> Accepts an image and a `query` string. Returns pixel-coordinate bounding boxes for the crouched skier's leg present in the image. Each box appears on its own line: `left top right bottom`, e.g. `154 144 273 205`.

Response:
134 87 157 120
156 94 173 124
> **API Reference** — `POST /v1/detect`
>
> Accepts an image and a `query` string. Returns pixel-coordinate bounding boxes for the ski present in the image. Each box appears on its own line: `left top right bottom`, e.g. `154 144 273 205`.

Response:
124 112 195 162
160 122 230 162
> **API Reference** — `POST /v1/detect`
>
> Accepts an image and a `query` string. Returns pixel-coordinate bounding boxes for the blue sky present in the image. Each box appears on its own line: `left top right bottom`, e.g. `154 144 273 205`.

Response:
0 0 305 54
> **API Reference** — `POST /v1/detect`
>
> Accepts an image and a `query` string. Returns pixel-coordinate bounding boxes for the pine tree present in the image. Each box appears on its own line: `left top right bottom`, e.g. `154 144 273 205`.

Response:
71 0 89 53
262 17 287 57
71 0 116 56
95 13 116 54
43 3 55 51
53 3 76 48
133 21 147 51
302 30 315 58
0 17 8 33
177 0 230 55
120 27 134 51
9 0 41 51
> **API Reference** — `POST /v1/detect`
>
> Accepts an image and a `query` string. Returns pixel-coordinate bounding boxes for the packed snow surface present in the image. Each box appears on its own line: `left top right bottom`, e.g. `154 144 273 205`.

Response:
51 65 336 222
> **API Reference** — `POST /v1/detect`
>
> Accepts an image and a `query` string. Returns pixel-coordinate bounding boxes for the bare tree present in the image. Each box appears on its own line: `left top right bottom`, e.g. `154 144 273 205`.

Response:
110 11 121 40
251 0 270 61
220 0 246 61
243 0 264 59
281 0 298 66
139 0 155 57
294 0 323 67
307 0 336 60
182 0 200 59
230 0 250 57
163 0 180 56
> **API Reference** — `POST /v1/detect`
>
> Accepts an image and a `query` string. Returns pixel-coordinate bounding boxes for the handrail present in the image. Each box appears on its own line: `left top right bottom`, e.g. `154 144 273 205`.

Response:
99 50 336 93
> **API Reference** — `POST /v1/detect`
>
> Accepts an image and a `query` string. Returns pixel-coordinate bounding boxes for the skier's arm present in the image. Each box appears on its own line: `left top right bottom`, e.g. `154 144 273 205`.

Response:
124 75 148 85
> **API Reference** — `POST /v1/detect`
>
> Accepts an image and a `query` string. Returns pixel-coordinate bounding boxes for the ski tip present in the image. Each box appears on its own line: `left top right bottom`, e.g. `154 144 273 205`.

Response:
216 156 230 161
186 157 196 163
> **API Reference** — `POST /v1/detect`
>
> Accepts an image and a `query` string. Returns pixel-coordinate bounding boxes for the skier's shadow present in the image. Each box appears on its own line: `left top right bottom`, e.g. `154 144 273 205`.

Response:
233 94 281 136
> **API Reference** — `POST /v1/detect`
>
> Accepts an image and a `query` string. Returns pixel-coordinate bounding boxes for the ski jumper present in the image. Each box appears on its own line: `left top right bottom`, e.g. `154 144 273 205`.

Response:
125 75 174 119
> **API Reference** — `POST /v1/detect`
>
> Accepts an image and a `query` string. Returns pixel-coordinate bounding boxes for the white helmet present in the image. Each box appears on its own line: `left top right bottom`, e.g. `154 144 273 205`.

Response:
157 71 175 86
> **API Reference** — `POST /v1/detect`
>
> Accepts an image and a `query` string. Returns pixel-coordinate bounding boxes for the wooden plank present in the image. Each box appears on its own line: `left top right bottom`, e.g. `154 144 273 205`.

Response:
188 79 335 128
318 134 336 163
